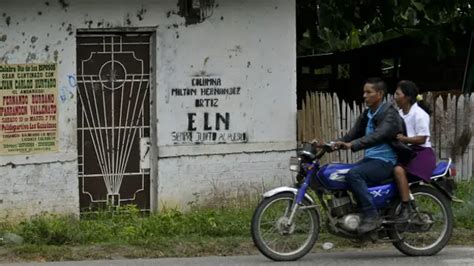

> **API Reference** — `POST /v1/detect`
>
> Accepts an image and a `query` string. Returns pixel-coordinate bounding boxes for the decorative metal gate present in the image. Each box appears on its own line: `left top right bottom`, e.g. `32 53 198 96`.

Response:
77 33 151 211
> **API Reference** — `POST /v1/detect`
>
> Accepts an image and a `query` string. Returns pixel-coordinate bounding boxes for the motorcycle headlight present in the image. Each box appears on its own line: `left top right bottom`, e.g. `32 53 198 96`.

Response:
289 157 301 172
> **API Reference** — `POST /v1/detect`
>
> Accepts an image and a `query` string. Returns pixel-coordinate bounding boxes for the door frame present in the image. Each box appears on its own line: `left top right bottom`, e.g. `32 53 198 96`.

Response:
75 27 159 212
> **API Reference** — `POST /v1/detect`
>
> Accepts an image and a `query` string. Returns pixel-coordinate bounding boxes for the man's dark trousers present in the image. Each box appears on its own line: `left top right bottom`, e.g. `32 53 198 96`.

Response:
345 157 394 218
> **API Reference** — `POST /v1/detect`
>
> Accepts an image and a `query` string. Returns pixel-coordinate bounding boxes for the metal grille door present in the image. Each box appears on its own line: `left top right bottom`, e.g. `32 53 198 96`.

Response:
77 33 151 211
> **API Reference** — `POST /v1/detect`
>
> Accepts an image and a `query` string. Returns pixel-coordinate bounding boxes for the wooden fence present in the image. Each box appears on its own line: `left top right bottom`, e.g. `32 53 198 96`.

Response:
297 92 474 181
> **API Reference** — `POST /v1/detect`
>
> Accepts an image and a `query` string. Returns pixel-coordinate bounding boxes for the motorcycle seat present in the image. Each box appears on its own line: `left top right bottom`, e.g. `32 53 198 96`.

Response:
432 161 449 177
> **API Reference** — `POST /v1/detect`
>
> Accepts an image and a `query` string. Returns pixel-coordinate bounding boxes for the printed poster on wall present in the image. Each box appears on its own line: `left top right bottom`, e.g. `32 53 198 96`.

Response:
0 63 58 154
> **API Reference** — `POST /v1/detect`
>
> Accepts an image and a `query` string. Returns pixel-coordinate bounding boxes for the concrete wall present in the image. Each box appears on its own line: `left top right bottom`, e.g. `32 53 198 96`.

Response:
0 0 296 218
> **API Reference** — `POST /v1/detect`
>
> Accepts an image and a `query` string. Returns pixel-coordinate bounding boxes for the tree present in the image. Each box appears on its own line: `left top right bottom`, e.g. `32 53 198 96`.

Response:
297 0 474 58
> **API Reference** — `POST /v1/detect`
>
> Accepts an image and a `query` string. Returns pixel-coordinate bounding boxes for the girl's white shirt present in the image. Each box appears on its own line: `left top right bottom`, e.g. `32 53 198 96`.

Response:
399 102 432 148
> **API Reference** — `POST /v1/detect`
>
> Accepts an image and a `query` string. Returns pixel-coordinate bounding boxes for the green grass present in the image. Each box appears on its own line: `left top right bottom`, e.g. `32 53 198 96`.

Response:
7 204 254 247
452 180 474 229
0 180 473 262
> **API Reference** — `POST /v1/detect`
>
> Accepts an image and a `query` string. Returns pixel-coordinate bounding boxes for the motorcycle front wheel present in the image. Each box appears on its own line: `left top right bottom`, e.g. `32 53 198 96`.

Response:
251 192 320 261
389 185 454 256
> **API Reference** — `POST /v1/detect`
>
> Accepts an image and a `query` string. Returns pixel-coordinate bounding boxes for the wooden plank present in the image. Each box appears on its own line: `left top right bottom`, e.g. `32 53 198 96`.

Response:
353 102 361 163
340 98 346 138
327 93 334 162
461 94 472 179
455 95 464 178
350 106 356 163
346 100 351 163
301 95 306 142
446 94 456 161
314 93 321 142
308 92 314 141
435 96 445 160
327 93 334 163
426 92 436 152
319 93 327 164
297 110 302 143
334 93 341 162
470 94 474 180
304 92 310 142
346 104 352 163
320 93 327 141
341 100 348 163
305 92 312 141
312 92 318 141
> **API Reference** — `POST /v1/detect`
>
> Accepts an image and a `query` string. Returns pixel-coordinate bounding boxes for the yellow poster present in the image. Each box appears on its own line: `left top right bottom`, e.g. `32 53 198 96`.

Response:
0 63 58 154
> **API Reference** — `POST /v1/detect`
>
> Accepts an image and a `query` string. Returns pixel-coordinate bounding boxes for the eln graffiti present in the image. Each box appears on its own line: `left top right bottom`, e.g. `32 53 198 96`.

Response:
170 77 247 144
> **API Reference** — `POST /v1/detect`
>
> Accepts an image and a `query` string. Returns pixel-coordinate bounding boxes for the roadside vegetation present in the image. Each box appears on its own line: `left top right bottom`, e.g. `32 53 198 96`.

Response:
1 180 473 262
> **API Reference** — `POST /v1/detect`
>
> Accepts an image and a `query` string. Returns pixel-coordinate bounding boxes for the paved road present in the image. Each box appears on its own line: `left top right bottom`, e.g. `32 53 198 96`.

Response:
2 247 474 266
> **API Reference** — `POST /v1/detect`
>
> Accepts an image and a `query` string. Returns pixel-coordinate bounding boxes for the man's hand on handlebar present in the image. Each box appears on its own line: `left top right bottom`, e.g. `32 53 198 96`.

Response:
330 141 352 151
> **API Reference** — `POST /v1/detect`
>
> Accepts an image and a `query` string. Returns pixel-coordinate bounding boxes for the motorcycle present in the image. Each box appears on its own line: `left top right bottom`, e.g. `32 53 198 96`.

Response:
251 142 457 261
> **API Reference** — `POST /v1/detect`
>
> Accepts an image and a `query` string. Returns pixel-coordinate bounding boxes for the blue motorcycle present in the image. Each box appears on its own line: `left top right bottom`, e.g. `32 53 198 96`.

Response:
251 142 457 261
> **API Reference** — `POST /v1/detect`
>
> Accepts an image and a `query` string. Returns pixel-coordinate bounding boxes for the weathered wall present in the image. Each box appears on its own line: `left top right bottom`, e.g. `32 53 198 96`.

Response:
0 0 296 218
155 0 297 207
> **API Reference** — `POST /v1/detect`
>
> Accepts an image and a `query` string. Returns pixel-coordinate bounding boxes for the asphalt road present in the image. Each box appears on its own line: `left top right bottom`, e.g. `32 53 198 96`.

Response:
2 247 474 266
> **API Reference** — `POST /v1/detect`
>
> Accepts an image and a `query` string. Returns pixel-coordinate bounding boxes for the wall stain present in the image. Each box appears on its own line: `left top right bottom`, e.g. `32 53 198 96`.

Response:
137 7 147 21
176 0 216 25
84 20 93 28
5 16 11 26
228 45 242 53
0 35 6 42
53 50 59 62
31 36 38 43
0 45 20 63
58 0 69 10
66 24 73 35
26 52 37 63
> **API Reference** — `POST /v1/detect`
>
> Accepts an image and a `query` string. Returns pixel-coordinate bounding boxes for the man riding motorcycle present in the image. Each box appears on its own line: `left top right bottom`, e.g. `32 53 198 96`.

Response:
331 77 413 234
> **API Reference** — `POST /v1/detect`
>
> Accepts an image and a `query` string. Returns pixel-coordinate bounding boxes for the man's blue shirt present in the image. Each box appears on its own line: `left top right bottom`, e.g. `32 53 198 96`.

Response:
364 103 397 165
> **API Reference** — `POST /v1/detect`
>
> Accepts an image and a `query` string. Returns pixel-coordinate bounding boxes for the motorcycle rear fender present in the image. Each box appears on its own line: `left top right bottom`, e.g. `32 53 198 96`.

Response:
263 186 315 204
410 182 461 203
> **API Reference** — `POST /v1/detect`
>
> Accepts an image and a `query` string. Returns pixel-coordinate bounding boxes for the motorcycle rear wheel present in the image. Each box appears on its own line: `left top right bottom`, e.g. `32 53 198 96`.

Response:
251 192 320 261
389 185 453 256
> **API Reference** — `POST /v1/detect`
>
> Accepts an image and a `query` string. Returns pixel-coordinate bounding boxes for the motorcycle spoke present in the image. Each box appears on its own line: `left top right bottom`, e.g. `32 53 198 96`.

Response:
254 195 317 257
396 191 449 251
261 227 278 238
